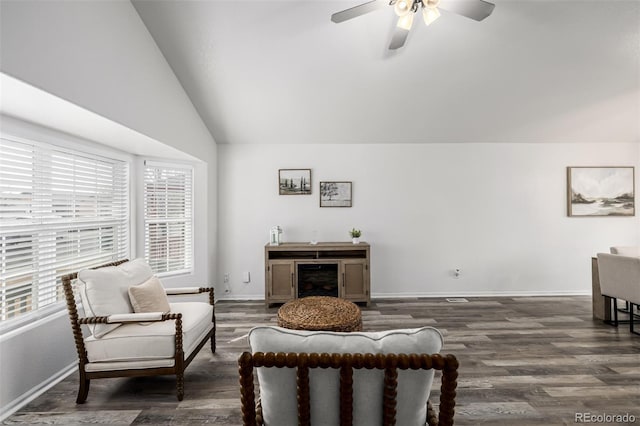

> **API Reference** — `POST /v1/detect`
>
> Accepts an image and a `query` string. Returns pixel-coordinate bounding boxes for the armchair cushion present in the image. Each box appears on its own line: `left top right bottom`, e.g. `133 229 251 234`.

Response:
78 258 153 338
85 302 213 364
248 326 443 426
128 275 171 313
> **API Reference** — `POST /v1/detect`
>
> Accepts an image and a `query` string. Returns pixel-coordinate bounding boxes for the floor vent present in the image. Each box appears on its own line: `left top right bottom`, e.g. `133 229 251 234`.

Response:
446 298 469 303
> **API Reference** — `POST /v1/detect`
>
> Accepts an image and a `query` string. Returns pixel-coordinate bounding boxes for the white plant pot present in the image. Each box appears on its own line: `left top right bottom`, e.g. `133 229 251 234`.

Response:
352 237 360 244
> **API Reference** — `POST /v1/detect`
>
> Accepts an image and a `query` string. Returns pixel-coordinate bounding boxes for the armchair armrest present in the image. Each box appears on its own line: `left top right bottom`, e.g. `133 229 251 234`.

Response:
165 287 204 295
107 312 165 323
78 312 182 325
165 287 215 307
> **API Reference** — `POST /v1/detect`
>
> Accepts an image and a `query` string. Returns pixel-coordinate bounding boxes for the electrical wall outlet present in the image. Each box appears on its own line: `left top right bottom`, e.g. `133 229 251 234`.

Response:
223 273 230 293
453 268 461 279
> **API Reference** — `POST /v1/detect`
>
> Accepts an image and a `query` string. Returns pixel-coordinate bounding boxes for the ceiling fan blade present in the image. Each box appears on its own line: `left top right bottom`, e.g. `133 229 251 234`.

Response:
438 0 495 21
331 0 388 23
388 27 410 50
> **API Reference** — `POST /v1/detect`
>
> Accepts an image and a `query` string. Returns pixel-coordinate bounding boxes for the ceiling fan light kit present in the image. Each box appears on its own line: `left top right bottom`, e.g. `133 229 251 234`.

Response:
397 11 414 30
394 0 412 16
331 0 495 50
422 0 441 25
422 6 441 25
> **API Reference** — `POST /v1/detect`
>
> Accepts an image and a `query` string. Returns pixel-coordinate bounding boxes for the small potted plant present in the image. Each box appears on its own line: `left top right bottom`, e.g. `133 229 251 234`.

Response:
349 228 362 244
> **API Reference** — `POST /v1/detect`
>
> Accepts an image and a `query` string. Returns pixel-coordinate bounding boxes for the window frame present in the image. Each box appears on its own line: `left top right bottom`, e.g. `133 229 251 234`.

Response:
142 160 194 277
0 133 131 329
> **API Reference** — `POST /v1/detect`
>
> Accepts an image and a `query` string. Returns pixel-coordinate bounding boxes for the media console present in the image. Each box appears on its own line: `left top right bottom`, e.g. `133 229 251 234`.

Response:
264 242 370 307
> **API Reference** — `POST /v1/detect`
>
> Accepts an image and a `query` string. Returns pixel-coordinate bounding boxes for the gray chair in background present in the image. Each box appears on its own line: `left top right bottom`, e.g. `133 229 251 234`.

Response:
597 253 640 335
610 246 640 257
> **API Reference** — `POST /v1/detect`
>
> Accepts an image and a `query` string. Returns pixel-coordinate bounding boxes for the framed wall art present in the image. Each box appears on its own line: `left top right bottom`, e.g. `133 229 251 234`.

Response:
320 181 352 207
279 169 311 195
567 166 635 216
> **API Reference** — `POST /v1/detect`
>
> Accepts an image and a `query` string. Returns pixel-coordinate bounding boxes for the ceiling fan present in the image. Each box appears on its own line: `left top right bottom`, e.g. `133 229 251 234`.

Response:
331 0 495 50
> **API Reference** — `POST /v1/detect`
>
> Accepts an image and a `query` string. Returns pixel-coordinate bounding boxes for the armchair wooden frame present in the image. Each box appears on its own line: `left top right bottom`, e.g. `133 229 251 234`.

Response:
62 259 216 403
238 351 459 426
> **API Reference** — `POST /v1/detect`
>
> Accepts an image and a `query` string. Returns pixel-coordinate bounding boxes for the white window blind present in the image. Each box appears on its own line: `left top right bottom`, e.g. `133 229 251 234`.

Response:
0 137 129 322
143 162 193 275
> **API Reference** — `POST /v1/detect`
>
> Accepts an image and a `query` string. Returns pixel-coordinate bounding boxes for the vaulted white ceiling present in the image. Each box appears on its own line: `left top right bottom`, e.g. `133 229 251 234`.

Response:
132 0 640 145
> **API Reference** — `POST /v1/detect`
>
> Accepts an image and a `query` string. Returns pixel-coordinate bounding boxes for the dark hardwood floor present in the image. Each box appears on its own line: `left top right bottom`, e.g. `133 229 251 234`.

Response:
4 296 639 425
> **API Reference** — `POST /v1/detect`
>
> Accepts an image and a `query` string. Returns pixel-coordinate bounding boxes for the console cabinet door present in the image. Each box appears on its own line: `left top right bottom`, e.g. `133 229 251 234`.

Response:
267 260 295 303
341 259 369 302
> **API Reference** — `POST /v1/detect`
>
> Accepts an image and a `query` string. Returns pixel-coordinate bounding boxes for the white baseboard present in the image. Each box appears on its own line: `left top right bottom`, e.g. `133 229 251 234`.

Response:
0 362 76 422
371 290 591 298
217 293 264 301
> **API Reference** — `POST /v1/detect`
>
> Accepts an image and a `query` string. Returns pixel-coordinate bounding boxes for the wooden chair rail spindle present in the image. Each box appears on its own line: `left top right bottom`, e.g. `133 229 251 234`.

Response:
238 351 458 426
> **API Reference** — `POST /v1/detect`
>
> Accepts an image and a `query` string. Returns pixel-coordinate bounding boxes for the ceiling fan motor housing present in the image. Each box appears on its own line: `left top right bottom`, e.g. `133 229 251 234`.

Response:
391 0 439 15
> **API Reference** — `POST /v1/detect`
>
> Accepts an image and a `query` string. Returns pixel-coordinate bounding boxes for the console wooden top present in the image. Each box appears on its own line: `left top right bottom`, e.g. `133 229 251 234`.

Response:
265 242 369 250
265 242 369 260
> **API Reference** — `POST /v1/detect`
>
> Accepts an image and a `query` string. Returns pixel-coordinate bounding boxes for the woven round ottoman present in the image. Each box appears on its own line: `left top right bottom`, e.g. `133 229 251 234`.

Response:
277 296 363 332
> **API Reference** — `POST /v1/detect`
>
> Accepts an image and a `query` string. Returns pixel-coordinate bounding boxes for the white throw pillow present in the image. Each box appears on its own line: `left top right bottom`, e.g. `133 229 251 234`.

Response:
128 275 171 313
248 326 444 426
77 258 153 338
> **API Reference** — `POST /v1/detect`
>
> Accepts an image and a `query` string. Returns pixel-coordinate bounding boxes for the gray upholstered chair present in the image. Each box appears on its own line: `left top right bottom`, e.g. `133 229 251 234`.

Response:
610 246 640 257
62 258 216 403
609 247 640 314
597 253 640 335
239 326 458 426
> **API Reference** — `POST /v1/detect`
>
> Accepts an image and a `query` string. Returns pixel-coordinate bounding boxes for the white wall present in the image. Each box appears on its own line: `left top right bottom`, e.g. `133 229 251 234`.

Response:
0 0 217 417
218 143 640 299
0 311 77 419
0 0 214 162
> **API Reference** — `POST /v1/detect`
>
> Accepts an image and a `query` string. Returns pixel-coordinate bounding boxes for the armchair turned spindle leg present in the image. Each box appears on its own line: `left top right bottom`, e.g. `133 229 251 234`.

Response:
209 287 216 353
76 370 90 404
177 373 185 401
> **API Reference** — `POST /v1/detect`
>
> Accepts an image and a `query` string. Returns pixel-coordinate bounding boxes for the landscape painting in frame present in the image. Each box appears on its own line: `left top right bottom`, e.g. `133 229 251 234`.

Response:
320 181 352 207
567 167 635 216
279 169 311 195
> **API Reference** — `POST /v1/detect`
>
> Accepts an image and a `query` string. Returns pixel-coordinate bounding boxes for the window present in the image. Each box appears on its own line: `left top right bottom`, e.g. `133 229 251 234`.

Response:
143 161 193 275
0 137 129 322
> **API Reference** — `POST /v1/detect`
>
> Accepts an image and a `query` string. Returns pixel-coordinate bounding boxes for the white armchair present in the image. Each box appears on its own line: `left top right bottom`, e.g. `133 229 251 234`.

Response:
597 253 640 335
62 258 216 403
